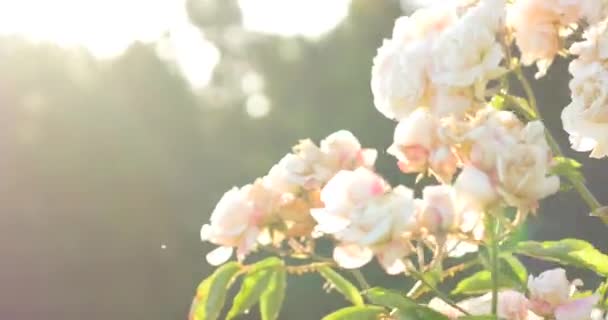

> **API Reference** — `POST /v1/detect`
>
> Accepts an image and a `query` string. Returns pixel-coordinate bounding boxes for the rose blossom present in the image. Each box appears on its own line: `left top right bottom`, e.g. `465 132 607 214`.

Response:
562 60 608 158
371 5 457 120
201 181 279 265
455 108 558 213
387 109 459 182
528 268 600 320
333 186 417 274
310 168 389 236
507 0 582 78
430 290 541 320
265 130 377 192
311 168 417 273
430 0 506 89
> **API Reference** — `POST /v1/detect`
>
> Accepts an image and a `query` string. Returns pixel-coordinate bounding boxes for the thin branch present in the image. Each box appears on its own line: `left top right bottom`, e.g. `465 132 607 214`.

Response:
404 260 471 316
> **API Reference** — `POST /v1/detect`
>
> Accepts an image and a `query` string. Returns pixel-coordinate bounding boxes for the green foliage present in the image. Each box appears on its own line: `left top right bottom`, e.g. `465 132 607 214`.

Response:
227 270 273 319
500 254 528 287
260 264 287 320
190 262 242 320
452 254 527 295
321 306 386 320
452 270 516 295
227 257 287 320
364 287 416 310
514 239 608 276
318 266 365 306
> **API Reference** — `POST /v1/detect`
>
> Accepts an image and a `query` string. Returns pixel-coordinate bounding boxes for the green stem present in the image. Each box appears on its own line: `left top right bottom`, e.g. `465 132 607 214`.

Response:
490 217 500 315
513 66 606 223
350 269 371 291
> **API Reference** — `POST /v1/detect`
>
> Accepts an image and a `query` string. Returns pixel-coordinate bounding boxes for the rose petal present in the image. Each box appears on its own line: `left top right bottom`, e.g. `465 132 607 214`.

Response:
206 246 233 266
333 244 373 269
555 295 600 320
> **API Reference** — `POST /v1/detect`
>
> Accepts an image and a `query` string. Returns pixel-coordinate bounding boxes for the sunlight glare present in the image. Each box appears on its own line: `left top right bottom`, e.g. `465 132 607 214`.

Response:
238 0 352 38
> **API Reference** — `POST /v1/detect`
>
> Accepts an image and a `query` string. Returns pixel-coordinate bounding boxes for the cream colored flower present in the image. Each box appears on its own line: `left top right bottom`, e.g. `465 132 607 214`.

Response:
265 130 377 192
570 18 608 62
312 170 416 273
201 182 278 265
562 60 608 158
431 0 506 88
430 291 540 320
495 123 560 211
311 168 389 235
418 185 459 233
388 109 459 181
371 6 457 120
320 130 378 172
507 0 582 77
528 268 600 320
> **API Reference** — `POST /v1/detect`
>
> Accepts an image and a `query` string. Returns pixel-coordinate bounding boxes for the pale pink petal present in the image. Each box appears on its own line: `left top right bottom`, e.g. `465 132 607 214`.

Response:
555 295 600 320
333 244 374 269
200 224 212 241
310 208 351 234
206 246 233 266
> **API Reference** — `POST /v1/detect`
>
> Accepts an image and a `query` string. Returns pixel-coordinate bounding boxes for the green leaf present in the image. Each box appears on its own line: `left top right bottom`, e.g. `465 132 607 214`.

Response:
321 306 385 320
318 266 364 306
514 239 608 276
550 156 585 185
248 256 283 272
260 265 287 320
451 270 519 295
391 305 449 320
226 269 274 319
500 254 528 286
364 287 416 310
190 262 242 320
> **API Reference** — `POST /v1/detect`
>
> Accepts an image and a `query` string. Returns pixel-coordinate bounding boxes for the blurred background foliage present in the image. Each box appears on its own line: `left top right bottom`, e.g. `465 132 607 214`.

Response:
0 0 606 319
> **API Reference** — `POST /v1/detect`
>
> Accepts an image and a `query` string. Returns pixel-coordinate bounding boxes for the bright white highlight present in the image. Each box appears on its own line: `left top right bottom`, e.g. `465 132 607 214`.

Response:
238 0 351 37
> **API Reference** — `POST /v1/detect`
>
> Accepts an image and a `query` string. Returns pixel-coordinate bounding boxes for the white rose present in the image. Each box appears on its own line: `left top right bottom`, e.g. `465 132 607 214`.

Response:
418 185 458 233
320 130 377 171
528 268 600 320
454 165 499 210
311 168 389 235
431 0 505 88
332 186 417 273
371 38 430 120
528 268 572 311
570 18 608 61
387 108 438 172
495 139 560 211
507 0 582 77
562 61 608 158
466 108 523 171
388 109 459 181
371 6 457 120
431 291 538 320
201 184 269 265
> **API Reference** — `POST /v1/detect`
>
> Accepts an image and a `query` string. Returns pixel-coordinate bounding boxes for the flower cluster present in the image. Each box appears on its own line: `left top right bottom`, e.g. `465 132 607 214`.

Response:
201 130 376 265
430 268 600 320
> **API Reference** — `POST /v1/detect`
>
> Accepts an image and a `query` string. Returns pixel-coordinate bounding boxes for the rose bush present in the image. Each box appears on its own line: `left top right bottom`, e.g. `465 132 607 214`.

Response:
190 0 608 319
